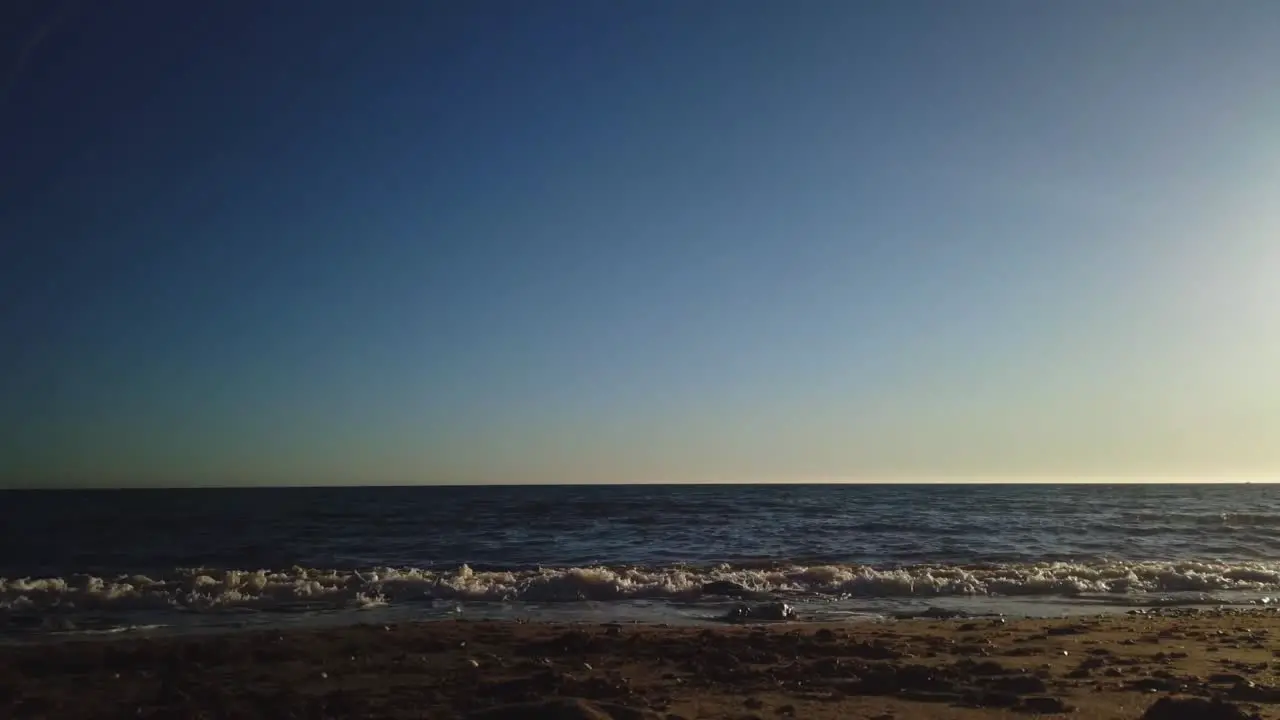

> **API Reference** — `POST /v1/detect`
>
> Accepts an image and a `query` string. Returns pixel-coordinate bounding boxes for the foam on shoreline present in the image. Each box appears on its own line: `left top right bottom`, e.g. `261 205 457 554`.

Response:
4 560 1278 616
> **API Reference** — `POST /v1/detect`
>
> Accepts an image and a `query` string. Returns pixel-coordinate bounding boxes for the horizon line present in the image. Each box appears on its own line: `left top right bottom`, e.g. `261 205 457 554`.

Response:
1 476 1276 491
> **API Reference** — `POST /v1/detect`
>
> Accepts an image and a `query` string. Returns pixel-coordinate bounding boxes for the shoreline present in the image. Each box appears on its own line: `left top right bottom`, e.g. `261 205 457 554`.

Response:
5 608 1280 718
6 559 1277 636
3 595 1269 648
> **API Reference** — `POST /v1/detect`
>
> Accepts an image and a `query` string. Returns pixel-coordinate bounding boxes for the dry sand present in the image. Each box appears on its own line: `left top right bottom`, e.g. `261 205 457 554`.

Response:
4 608 1280 718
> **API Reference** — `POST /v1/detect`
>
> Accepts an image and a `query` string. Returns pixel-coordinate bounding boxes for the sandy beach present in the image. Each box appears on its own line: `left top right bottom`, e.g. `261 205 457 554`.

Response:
4 609 1280 719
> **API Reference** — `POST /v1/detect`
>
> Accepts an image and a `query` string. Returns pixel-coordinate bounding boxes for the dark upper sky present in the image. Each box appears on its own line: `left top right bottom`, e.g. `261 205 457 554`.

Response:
3 1 1279 487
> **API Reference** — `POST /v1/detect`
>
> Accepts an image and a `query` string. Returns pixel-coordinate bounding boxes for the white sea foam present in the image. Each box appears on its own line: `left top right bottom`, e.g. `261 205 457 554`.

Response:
4 561 1280 614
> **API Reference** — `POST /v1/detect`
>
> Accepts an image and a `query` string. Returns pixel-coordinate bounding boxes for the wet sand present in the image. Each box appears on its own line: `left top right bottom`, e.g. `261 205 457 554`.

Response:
4 609 1280 718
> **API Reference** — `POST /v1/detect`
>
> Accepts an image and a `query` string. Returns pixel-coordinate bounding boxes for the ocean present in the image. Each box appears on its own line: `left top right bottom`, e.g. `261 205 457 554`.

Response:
2 483 1278 641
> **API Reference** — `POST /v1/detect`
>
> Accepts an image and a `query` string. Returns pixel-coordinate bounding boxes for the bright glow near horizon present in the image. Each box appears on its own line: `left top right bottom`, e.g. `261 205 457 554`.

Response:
1 3 1279 487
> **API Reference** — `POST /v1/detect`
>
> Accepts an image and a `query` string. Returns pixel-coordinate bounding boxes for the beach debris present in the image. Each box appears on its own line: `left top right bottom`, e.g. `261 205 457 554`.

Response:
468 697 660 720
1067 656 1107 677
1141 696 1257 720
965 690 1020 708
1020 696 1072 714
892 607 970 620
1226 679 1280 702
1128 676 1185 693
721 602 796 623
985 674 1048 694
540 629 595 653
969 660 1007 676
845 639 902 660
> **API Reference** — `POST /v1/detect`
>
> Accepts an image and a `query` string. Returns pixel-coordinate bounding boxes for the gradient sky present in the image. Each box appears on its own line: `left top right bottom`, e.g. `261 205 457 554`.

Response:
2 1 1278 488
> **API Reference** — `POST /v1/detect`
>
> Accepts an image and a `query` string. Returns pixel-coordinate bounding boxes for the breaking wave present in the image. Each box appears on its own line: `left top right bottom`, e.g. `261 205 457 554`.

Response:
5 560 1280 614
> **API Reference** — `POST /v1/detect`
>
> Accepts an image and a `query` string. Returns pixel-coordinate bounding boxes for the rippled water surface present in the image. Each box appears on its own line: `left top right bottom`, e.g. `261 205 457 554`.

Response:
3 483 1278 638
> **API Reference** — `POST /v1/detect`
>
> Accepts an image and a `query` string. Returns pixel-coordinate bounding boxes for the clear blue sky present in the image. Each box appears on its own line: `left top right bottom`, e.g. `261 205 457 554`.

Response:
2 1 1278 487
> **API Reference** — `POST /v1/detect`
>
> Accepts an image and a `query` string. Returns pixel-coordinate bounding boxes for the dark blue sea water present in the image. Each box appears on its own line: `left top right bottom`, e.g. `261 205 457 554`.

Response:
3 483 1279 640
